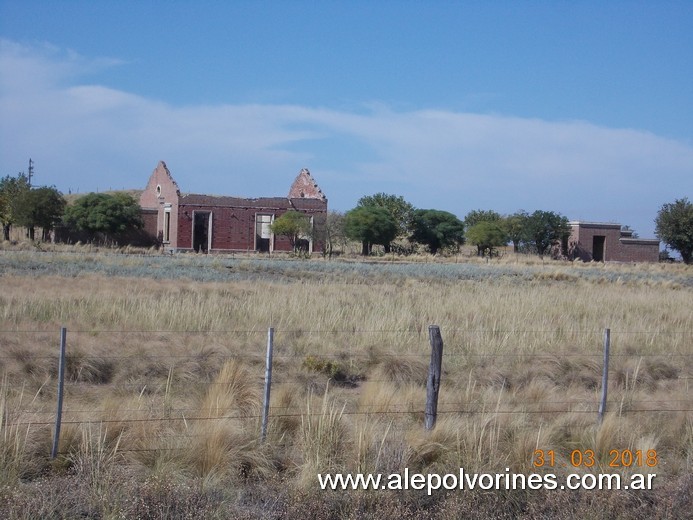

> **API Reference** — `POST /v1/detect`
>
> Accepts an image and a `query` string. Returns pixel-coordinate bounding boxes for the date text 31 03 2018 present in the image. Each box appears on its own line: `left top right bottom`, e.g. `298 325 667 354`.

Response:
533 449 659 469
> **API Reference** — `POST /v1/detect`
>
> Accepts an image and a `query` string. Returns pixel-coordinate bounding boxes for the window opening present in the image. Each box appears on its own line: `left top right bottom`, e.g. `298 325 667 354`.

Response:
163 206 171 243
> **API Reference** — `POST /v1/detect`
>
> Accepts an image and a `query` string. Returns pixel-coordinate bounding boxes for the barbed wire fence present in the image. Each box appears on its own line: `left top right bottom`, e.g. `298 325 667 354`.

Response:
0 326 691 458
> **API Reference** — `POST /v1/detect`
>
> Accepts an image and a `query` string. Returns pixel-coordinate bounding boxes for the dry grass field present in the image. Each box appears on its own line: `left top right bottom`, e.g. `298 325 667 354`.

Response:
0 246 691 518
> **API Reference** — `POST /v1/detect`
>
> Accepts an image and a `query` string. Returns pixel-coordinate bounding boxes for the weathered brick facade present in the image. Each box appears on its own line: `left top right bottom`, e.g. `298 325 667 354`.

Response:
140 162 328 253
568 221 659 263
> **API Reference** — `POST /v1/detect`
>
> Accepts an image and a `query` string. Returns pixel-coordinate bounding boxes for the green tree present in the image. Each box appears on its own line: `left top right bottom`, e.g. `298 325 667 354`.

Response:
63 192 143 243
524 210 571 258
655 197 693 264
503 210 529 253
466 220 508 257
344 205 398 255
463 209 503 256
270 210 312 253
16 186 66 241
463 209 502 228
410 209 465 255
357 193 416 244
0 173 31 241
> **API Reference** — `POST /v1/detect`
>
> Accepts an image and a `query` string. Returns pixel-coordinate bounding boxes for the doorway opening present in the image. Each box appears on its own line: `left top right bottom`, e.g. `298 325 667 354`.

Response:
193 211 212 253
592 235 605 262
255 214 273 252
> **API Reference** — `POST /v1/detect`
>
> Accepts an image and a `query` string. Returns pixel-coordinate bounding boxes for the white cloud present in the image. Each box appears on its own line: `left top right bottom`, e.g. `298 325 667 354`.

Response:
1 40 691 238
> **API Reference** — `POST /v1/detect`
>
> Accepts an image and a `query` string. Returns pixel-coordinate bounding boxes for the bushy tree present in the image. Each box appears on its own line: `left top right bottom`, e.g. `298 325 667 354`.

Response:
0 173 31 241
463 209 504 256
524 210 571 258
16 186 66 241
655 197 693 264
464 209 502 228
410 209 465 255
63 192 143 242
503 210 529 252
357 193 415 243
270 210 312 252
466 220 508 257
344 205 398 255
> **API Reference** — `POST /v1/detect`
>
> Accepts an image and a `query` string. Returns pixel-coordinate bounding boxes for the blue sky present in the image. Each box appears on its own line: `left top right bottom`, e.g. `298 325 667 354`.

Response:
1 1 692 239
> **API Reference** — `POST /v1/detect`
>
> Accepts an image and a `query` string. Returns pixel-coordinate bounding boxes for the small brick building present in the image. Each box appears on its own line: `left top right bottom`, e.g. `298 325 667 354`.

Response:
567 221 660 262
140 161 327 253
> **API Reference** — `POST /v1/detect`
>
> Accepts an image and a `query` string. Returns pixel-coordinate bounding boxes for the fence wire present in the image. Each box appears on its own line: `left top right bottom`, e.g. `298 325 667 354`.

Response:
1 327 691 457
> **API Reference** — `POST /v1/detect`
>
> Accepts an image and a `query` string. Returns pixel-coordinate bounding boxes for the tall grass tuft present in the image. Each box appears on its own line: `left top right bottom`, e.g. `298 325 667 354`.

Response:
67 422 122 494
0 375 30 486
0 375 50 485
199 360 260 419
299 385 347 487
182 359 271 482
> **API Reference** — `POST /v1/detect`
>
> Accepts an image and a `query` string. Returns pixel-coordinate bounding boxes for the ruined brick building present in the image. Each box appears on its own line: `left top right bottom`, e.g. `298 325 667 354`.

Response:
140 161 327 253
567 221 660 262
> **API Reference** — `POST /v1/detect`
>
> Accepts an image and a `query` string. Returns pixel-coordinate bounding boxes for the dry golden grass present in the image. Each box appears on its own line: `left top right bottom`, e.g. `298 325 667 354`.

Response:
0 250 691 517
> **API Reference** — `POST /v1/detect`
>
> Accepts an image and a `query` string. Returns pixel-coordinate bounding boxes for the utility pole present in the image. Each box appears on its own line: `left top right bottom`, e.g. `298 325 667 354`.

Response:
28 158 34 187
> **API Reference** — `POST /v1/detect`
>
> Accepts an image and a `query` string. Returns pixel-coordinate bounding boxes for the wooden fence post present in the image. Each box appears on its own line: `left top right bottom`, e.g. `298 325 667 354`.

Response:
261 327 274 442
425 325 444 430
51 327 67 459
598 328 610 424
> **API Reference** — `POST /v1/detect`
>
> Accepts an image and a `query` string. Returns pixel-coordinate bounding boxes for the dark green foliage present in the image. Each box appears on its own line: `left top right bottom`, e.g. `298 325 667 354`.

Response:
344 205 398 255
270 210 312 252
63 192 143 242
503 210 529 252
523 210 571 258
357 193 416 238
466 221 508 257
655 197 693 264
16 186 66 241
302 355 362 386
463 209 502 228
0 174 64 241
410 209 465 255
0 173 31 241
463 210 505 256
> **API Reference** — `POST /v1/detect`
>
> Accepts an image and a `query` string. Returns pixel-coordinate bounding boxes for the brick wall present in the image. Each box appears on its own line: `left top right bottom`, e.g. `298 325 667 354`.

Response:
139 161 181 249
141 209 158 241
569 222 659 262
176 200 327 253
140 163 328 253
616 240 660 262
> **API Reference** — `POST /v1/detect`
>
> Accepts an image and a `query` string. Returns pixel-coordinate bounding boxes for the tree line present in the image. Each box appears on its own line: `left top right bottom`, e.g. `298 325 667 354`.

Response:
273 192 693 263
275 194 576 258
3 170 692 263
0 172 143 244
292 193 574 258
330 194 574 258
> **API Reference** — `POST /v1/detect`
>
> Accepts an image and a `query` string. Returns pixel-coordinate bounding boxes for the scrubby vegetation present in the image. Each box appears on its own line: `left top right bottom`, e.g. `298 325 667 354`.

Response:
0 247 691 518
